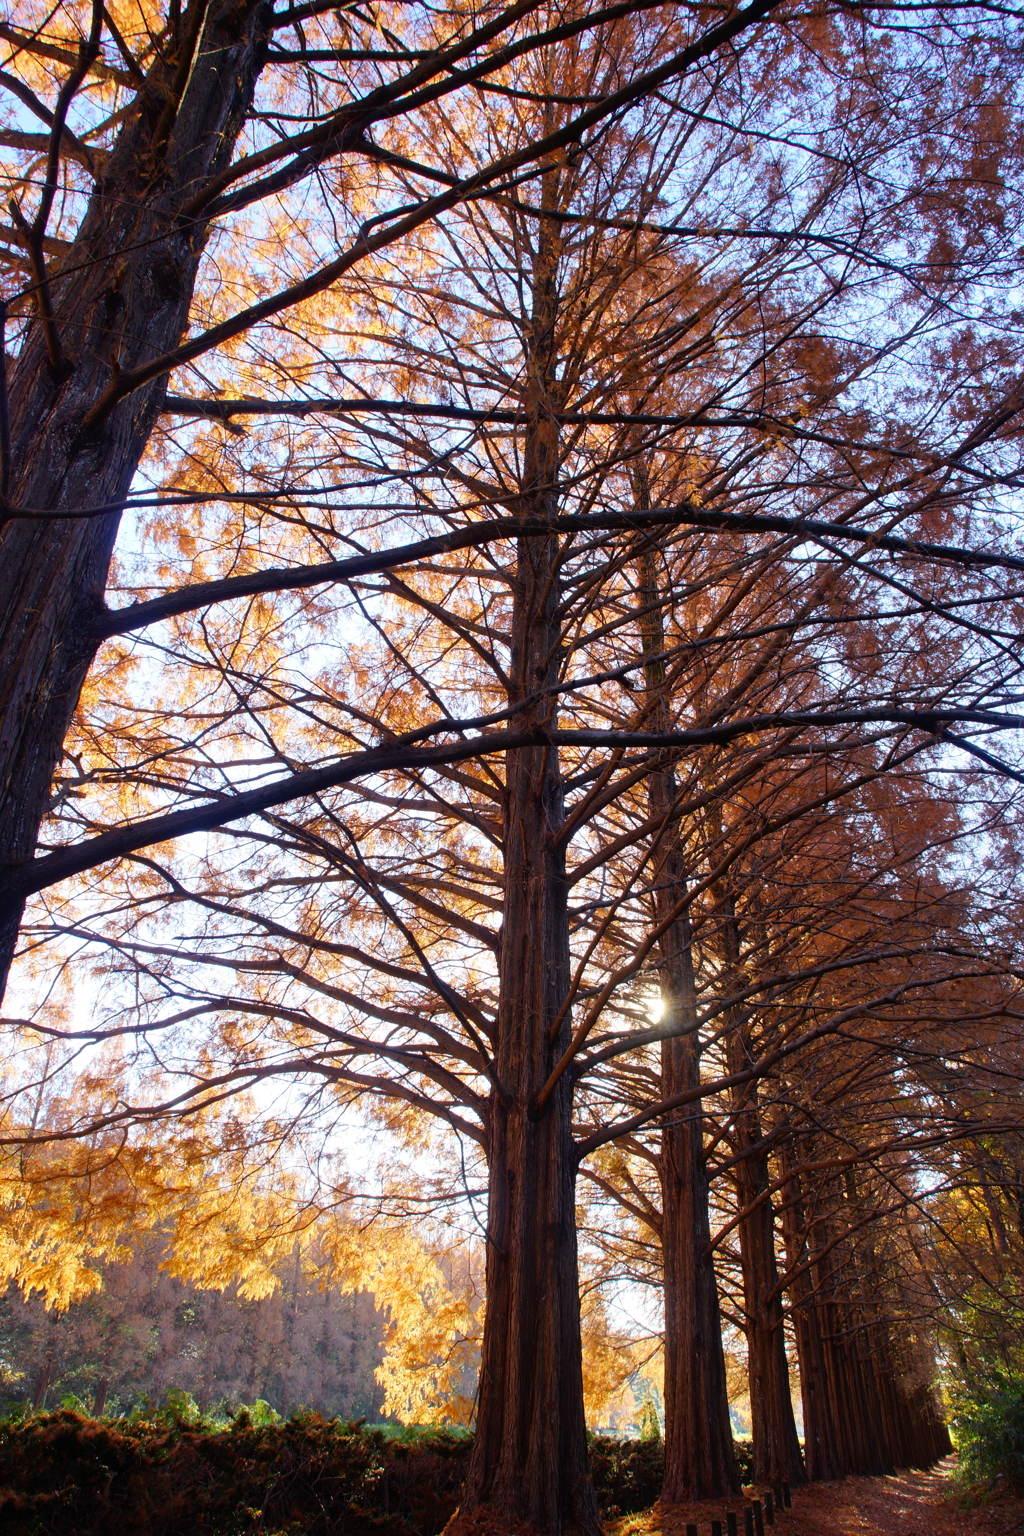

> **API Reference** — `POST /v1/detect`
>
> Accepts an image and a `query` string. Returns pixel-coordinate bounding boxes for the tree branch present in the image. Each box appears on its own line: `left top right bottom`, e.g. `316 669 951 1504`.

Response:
79 0 786 427
91 502 1024 640
6 708 1023 909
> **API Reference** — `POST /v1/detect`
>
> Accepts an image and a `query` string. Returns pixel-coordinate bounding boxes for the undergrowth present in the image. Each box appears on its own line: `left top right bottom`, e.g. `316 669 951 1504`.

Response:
951 1368 1024 1493
0 1406 676 1534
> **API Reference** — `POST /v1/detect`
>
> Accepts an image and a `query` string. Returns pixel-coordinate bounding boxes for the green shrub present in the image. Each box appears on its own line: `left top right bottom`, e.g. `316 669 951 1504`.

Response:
0 1410 470 1536
0 1407 757 1531
588 1435 664 1516
733 1437 754 1486
952 1368 1024 1490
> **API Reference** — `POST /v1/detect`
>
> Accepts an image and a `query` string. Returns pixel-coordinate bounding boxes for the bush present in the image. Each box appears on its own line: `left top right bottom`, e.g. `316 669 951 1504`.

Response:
588 1435 664 1515
0 1407 756 1531
733 1437 754 1486
952 1369 1024 1491
0 1410 470 1536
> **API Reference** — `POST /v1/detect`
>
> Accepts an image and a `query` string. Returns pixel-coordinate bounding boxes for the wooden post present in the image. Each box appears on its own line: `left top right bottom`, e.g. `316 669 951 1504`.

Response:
744 1506 755 1536
713 1522 723 1536
687 1524 699 1536
765 1490 775 1525
753 1499 765 1536
782 1482 792 1509
728 1514 738 1536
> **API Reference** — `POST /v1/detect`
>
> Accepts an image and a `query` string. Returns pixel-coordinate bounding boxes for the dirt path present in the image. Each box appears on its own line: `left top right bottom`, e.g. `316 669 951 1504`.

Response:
609 1459 1024 1536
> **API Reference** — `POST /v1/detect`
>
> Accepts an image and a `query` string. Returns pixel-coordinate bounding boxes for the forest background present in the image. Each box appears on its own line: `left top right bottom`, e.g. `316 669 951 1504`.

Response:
0 0 1023 1531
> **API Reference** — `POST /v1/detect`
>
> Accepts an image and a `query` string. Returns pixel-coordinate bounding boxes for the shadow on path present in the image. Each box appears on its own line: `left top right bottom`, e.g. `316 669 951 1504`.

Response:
611 1455 1024 1536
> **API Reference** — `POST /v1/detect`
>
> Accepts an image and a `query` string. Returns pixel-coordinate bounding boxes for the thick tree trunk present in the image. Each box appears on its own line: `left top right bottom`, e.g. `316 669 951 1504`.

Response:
451 201 599 1536
0 0 271 991
458 738 598 1532
453 549 599 1536
736 1165 806 1487
637 543 737 1504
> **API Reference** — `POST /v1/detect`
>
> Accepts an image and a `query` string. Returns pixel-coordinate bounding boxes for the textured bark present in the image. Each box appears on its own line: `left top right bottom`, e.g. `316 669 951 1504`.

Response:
451 199 600 1536
638 543 737 1504
659 926 739 1503
733 1134 806 1486
457 711 599 1534
779 1155 847 1480
720 905 805 1487
0 0 272 989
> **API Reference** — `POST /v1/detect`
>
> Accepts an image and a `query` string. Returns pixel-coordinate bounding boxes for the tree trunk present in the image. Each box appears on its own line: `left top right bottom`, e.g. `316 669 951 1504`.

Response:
778 1152 847 1481
451 197 600 1536
719 904 804 1487
637 540 737 1504
659 924 740 1502
736 1163 806 1487
453 543 599 1536
779 1147 947 1479
32 1357 52 1410
0 0 271 991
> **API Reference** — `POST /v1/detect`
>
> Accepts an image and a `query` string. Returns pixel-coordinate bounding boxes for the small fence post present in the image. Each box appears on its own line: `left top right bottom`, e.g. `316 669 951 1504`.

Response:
728 1512 738 1536
782 1481 792 1509
765 1489 775 1525
744 1504 755 1536
753 1498 765 1536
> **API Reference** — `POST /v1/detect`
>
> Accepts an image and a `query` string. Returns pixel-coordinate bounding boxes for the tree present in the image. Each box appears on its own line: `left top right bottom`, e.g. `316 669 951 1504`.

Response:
3 3 1024 1530
1 1234 384 1419
0 0 797 993
580 650 1024 1483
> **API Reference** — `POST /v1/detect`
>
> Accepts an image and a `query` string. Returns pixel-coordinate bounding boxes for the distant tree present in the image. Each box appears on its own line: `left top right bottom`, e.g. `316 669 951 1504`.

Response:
1 1235 384 1418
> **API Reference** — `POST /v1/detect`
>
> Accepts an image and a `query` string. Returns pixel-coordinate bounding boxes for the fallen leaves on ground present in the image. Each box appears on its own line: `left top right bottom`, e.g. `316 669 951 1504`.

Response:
610 1458 1024 1536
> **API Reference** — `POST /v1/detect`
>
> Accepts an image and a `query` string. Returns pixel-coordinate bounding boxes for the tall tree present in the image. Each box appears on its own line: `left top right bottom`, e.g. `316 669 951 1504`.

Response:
0 0 796 996
3 4 1024 1530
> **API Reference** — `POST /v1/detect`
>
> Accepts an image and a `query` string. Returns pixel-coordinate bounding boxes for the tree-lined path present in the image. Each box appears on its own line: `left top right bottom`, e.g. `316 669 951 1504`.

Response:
611 1460 1023 1536
2 3 1023 1531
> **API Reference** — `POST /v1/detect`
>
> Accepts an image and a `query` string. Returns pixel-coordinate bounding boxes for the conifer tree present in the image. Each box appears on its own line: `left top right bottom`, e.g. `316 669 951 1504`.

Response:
3 3 1024 1530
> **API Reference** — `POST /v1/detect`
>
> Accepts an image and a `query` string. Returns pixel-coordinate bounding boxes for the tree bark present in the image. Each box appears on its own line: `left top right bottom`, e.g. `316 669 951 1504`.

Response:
659 919 740 1502
450 191 600 1536
719 902 805 1487
0 0 271 991
457 715 599 1534
637 540 738 1504
733 1132 806 1487
779 1149 847 1481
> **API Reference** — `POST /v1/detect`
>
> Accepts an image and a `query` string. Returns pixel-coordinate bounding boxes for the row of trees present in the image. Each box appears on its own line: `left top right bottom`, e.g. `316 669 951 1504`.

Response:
1 1236 385 1420
2 0 1024 1531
